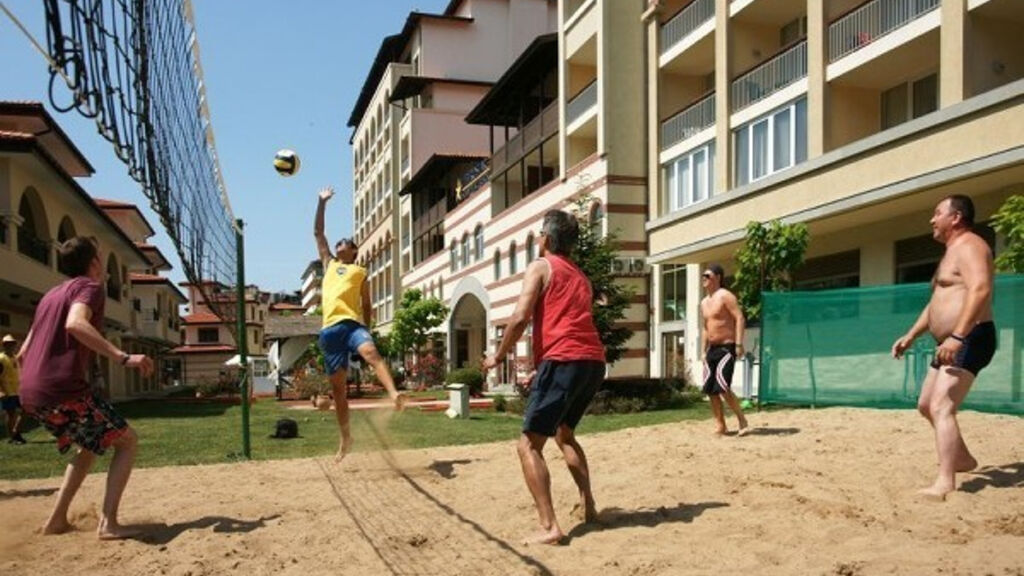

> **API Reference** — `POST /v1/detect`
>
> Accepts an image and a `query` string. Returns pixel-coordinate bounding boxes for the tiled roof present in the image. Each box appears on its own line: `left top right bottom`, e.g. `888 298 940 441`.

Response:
182 312 223 324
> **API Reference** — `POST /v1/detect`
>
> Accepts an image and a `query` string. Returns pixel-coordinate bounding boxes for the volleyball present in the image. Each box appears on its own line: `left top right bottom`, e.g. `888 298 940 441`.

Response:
274 149 300 176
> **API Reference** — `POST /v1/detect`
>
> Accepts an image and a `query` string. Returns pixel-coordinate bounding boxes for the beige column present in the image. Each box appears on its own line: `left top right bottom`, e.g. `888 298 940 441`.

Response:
713 0 731 194
643 2 663 220
940 0 967 107
806 0 827 157
859 239 895 286
685 263 703 383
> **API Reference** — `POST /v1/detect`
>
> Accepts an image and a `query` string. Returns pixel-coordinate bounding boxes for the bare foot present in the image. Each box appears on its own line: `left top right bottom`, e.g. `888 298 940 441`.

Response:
916 484 954 502
393 393 407 411
97 519 141 540
570 501 599 524
41 519 73 535
521 528 565 546
334 436 353 463
955 455 978 473
737 421 750 437
713 428 727 437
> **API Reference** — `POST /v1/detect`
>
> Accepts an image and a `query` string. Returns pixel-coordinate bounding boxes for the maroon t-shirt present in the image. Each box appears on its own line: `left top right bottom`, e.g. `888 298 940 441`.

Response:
19 277 105 410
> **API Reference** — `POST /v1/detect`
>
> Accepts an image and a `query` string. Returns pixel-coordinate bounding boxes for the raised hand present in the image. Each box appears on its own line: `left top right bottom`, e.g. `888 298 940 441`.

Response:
318 186 335 202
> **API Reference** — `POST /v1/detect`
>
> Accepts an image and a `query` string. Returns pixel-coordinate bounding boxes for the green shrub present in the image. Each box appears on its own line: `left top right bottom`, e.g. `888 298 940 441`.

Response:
492 395 508 413
445 367 485 396
291 373 331 399
585 378 694 415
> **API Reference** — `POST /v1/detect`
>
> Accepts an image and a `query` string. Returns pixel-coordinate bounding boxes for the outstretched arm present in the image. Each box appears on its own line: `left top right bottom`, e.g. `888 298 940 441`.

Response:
66 303 153 376
482 260 547 371
314 187 335 266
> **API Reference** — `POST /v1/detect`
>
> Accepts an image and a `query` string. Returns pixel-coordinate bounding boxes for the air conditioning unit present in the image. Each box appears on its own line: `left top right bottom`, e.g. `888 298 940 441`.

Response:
629 257 650 275
610 257 629 275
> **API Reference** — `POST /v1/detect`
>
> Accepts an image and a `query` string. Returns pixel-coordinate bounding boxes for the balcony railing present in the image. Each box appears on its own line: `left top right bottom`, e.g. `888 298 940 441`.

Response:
829 0 939 62
661 91 715 151
731 40 807 112
660 0 715 56
492 101 559 175
566 80 598 126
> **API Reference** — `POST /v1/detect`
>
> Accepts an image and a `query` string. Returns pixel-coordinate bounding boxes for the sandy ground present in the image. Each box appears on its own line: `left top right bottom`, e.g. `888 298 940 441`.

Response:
1 407 1023 576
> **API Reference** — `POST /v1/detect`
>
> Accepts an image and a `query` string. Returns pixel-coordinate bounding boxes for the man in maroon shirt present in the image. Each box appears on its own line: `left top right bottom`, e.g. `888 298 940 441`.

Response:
484 210 606 545
19 237 153 539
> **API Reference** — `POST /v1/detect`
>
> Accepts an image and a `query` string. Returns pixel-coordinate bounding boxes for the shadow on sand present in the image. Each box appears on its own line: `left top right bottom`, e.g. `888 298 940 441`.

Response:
567 501 729 541
134 514 282 545
428 459 475 479
959 462 1024 494
0 487 58 501
737 427 801 437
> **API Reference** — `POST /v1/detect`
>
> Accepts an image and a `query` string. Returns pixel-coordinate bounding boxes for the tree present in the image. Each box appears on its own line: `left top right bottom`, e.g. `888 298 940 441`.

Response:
389 288 449 357
992 193 1024 273
732 220 810 321
569 197 634 364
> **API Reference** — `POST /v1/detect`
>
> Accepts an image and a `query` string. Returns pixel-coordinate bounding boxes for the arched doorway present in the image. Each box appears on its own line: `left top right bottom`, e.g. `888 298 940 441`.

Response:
448 277 489 371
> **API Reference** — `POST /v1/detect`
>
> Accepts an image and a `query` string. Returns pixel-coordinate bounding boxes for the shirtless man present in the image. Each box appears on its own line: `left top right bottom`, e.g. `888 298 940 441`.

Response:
892 195 995 501
700 264 749 436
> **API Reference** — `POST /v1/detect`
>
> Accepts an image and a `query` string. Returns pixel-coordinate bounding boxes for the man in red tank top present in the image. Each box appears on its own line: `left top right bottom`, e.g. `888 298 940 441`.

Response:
483 210 606 545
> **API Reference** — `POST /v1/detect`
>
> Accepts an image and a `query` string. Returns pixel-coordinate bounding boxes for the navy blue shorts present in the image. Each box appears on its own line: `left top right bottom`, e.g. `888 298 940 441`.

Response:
522 360 605 437
1 395 20 411
931 321 997 377
319 320 374 375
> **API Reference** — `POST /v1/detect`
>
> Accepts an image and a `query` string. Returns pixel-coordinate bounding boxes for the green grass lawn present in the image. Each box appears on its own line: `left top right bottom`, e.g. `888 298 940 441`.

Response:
0 399 712 481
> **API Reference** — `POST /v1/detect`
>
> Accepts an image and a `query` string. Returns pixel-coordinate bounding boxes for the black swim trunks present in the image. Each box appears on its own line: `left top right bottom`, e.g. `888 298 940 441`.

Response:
522 360 605 437
703 343 736 395
930 321 997 376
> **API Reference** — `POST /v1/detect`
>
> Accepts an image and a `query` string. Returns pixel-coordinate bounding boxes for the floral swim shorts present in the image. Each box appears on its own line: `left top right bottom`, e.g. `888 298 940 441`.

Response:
31 393 128 455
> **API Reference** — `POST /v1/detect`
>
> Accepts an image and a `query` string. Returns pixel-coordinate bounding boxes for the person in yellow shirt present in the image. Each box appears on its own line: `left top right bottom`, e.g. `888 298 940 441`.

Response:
0 334 26 444
314 187 403 462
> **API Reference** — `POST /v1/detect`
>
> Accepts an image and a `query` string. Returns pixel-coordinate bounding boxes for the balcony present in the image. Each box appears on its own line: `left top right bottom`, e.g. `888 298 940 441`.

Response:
412 200 445 239
731 40 807 112
829 0 940 62
492 102 558 176
566 80 598 127
660 0 715 57
661 91 715 152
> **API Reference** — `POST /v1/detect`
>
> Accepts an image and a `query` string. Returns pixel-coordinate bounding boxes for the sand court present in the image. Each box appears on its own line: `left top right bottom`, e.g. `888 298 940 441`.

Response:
1 406 1022 576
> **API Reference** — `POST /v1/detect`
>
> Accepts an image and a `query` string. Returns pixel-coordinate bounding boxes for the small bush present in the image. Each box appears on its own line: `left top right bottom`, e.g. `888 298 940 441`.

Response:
291 373 331 399
585 378 694 415
406 354 446 390
492 395 508 413
195 375 238 398
446 367 485 396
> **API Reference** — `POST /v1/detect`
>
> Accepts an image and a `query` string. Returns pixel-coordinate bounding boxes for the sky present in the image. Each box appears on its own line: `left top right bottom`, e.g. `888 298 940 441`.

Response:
1 0 445 293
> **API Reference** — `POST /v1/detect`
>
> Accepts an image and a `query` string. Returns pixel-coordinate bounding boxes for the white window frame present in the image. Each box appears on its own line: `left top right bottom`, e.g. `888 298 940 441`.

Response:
664 141 715 213
734 97 807 186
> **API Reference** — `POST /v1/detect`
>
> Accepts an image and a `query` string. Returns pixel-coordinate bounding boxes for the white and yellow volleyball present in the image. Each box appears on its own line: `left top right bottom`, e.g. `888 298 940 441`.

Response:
274 149 300 176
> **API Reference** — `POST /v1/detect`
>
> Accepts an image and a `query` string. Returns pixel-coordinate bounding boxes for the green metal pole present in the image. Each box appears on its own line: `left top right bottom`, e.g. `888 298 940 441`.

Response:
236 219 250 459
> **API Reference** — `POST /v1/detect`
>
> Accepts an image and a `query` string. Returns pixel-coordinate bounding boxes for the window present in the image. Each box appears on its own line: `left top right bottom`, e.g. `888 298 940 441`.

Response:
881 73 938 130
494 249 502 280
509 241 518 276
198 328 219 343
661 265 687 322
590 203 605 238
664 142 715 213
526 234 535 264
474 225 484 260
450 241 458 272
734 97 807 186
461 233 470 267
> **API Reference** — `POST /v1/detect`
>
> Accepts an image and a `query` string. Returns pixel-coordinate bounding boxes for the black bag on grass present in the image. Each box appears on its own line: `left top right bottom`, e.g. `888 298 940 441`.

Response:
271 418 299 439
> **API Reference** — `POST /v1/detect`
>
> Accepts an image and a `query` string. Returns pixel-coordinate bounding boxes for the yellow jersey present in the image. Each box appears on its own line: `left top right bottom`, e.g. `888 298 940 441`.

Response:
321 260 367 328
0 352 19 396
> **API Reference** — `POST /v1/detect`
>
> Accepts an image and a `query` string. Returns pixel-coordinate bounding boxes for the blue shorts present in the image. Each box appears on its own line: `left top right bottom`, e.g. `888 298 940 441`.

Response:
1 395 20 411
523 360 605 437
319 320 374 375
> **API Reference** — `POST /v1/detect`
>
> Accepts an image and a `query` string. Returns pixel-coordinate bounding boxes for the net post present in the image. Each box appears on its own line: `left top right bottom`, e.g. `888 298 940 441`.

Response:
236 218 251 459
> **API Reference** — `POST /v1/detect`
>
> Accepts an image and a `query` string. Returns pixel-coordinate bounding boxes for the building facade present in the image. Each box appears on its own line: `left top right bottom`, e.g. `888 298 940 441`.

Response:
645 0 1023 380
0 101 180 399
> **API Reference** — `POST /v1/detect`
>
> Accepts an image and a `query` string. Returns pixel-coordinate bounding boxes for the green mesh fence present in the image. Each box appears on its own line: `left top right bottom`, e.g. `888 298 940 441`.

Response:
760 275 1024 415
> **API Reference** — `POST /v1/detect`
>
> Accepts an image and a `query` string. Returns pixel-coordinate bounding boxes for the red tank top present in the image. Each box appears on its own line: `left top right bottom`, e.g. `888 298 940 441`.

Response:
532 254 606 366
